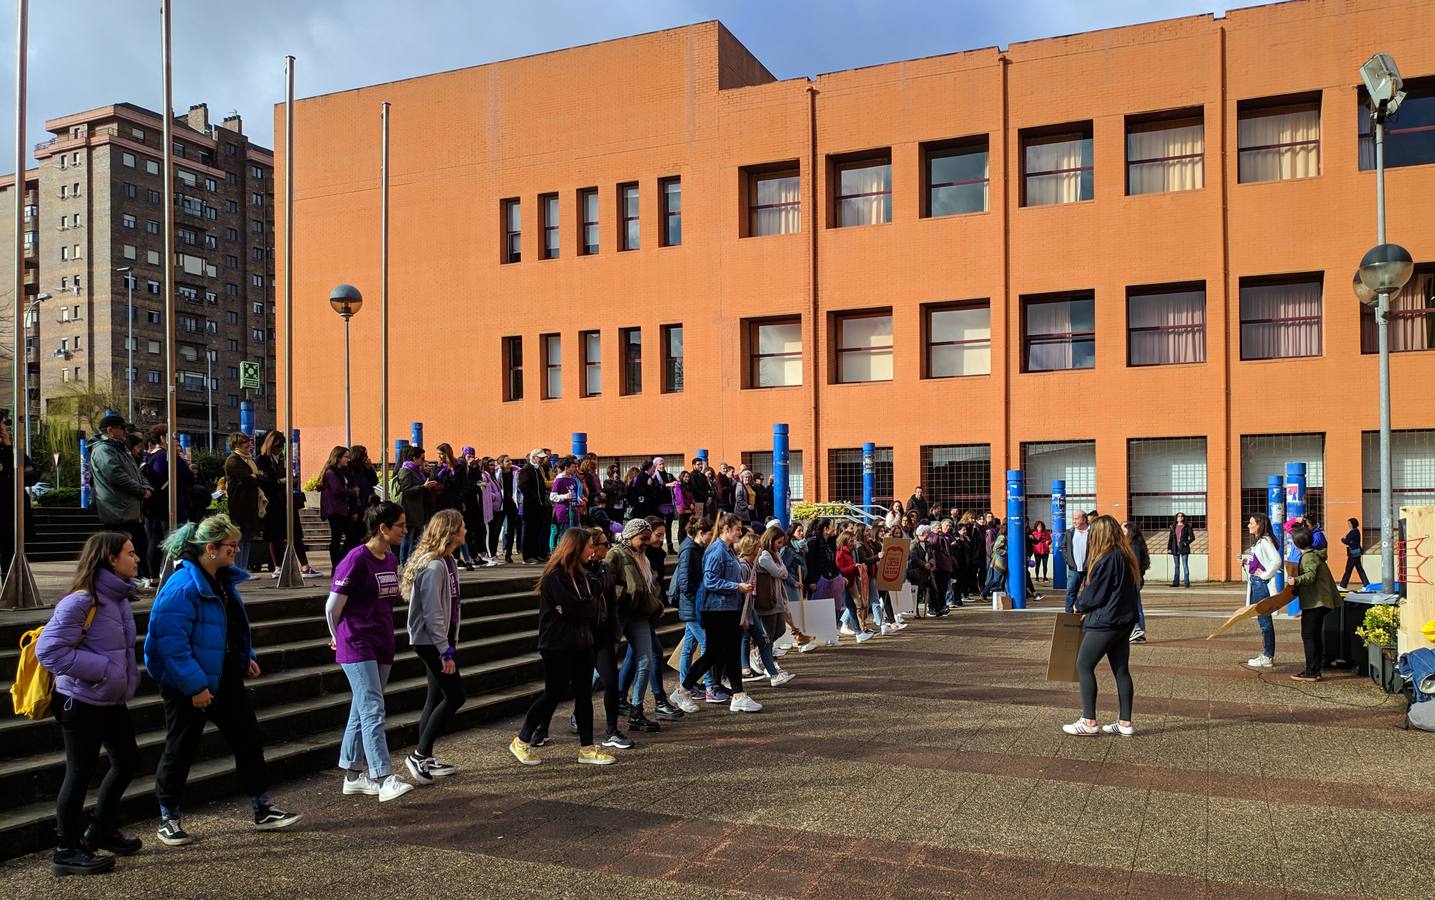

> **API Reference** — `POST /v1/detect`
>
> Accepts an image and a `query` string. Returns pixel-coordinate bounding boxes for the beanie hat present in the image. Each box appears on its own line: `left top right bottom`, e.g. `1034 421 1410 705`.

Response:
621 519 651 542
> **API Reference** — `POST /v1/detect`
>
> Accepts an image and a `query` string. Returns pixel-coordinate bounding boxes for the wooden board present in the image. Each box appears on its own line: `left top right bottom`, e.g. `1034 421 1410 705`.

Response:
1400 506 1435 654
1206 585 1295 640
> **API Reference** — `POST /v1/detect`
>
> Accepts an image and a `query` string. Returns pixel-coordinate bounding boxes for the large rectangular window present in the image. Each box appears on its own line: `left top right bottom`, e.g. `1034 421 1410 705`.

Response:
1238 98 1320 183
749 318 803 388
1023 293 1095 372
748 169 800 236
541 333 561 399
1128 437 1208 533
1362 429 1435 546
835 311 893 383
501 198 521 264
581 330 601 397
920 444 992 515
619 183 639 251
661 324 683 393
659 177 681 247
620 327 642 395
924 139 989 217
1360 79 1435 171
1239 433 1325 549
1126 113 1204 195
1128 284 1206 366
828 447 893 506
579 188 599 255
502 336 523 401
1361 265 1435 353
540 193 559 260
743 450 805 503
834 154 892 227
1022 124 1093 206
924 301 991 378
1239 276 1322 360
1023 441 1097 514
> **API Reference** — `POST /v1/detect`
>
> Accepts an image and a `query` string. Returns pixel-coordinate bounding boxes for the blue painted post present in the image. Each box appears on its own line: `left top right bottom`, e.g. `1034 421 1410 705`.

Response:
697 448 708 465
79 436 91 509
1006 470 1028 609
178 433 191 459
861 441 875 509
290 428 301 485
773 424 790 527
571 432 587 458
410 422 423 450
1267 475 1286 592
239 401 254 437
1051 480 1067 591
394 438 409 464
1283 463 1306 615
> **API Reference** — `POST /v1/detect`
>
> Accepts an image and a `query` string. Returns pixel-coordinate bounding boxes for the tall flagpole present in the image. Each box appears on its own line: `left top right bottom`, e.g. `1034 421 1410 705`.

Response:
160 0 178 541
379 102 390 500
1 0 40 609
277 57 302 587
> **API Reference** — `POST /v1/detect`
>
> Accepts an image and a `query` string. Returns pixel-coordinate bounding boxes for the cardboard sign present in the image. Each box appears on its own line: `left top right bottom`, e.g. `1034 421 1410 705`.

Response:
992 592 1012 611
1046 612 1086 682
877 538 910 591
795 597 840 646
1205 585 1296 640
666 639 695 672
894 583 917 616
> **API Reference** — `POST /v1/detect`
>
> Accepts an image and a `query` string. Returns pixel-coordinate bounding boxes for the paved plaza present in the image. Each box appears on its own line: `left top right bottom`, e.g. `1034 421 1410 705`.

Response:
0 592 1427 899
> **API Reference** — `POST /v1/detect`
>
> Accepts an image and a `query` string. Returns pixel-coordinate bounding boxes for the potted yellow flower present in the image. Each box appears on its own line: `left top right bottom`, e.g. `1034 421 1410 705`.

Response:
1355 604 1400 692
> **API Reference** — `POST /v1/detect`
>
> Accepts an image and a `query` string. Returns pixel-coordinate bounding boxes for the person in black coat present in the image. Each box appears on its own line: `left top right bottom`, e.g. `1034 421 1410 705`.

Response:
496 455 521 563
1338 517 1369 589
1064 515 1141 738
906 487 930 523
687 458 711 517
516 450 552 564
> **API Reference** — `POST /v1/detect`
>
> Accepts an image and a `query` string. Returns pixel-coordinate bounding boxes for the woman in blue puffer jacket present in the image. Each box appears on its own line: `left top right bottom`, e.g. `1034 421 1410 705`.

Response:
144 514 300 848
36 532 143 876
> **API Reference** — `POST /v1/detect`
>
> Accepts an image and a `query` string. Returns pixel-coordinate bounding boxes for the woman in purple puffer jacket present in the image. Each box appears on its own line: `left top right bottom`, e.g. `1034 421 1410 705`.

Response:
36 532 144 876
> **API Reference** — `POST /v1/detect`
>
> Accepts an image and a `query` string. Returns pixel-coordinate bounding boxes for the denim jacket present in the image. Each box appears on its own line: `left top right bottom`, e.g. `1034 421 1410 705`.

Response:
697 539 743 612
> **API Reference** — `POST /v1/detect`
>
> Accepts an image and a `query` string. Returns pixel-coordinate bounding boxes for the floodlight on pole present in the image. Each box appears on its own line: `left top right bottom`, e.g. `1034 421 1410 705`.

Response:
1360 52 1405 117
1358 243 1414 295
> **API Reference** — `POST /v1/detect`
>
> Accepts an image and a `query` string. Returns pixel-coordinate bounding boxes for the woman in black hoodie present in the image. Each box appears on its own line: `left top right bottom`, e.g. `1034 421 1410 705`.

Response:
1063 515 1140 738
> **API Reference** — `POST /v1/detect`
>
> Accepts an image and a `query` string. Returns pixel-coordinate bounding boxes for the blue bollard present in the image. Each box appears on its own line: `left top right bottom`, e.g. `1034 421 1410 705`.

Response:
1283 463 1306 614
773 424 790 528
1051 480 1067 591
1267 475 1286 592
571 432 587 458
1006 470 1027 609
861 442 875 509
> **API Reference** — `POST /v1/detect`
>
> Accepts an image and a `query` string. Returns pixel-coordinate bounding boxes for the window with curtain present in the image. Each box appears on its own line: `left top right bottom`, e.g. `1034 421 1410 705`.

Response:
748 171 801 237
581 330 601 397
749 318 803 388
925 141 988 216
542 333 561 399
1237 102 1320 183
1127 285 1206 366
835 312 893 382
1022 126 1093 206
1126 116 1204 195
1361 267 1435 353
1023 294 1095 371
925 302 991 377
1359 80 1435 170
501 198 520 263
579 188 599 255
540 193 558 260
1240 278 1322 360
835 157 892 227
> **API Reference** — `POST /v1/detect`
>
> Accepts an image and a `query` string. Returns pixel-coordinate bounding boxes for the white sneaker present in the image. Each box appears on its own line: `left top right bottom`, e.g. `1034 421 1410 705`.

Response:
855 630 874 643
749 650 766 675
797 640 820 653
772 646 788 658
838 624 856 636
769 671 795 687
729 693 763 713
136 577 154 590
1246 654 1274 669
1101 721 1135 737
880 624 897 635
891 622 908 631
1062 718 1100 736
342 772 380 796
377 775 413 802
667 687 699 714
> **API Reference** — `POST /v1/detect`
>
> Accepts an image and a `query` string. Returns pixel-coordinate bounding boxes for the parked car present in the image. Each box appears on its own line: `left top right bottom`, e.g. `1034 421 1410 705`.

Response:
27 482 53 500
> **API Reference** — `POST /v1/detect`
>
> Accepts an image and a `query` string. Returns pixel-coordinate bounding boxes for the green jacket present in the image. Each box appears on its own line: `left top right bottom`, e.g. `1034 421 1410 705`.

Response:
88 435 148 525
1291 547 1340 611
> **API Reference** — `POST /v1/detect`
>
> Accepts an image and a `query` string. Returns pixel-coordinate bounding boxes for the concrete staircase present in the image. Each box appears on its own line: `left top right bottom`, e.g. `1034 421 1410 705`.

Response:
28 507 103 563
0 565 679 860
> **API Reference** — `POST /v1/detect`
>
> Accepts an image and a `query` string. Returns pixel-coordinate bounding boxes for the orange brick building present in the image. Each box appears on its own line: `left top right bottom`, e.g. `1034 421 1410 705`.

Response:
280 0 1435 581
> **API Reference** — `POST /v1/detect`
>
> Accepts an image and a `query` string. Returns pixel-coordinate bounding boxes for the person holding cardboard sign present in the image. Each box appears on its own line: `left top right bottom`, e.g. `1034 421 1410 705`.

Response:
1063 516 1142 737
1243 515 1283 669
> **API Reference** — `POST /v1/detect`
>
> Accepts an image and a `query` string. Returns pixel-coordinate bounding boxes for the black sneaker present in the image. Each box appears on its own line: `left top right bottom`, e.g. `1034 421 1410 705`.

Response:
602 730 635 750
425 758 458 778
83 821 142 856
627 711 661 733
52 846 115 876
568 713 579 734
254 805 302 831
405 753 434 785
654 698 685 720
617 698 632 718
530 733 551 747
156 817 192 847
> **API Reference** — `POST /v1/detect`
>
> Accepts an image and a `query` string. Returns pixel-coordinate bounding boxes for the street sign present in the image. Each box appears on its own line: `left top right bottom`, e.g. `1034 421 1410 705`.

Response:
239 361 261 390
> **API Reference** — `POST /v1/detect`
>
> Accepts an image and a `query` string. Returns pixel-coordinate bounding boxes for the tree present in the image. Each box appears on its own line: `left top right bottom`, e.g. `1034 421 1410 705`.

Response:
52 376 132 433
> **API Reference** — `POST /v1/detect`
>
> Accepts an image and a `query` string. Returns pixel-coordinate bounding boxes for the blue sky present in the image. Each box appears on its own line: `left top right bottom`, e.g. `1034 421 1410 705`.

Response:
0 0 1268 171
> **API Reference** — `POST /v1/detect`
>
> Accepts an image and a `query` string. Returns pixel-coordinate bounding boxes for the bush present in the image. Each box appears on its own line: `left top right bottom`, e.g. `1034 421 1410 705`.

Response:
35 487 81 507
303 474 321 492
191 449 226 486
1356 604 1400 648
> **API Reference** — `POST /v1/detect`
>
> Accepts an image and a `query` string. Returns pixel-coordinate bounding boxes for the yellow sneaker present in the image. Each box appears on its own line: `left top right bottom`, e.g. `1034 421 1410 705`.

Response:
509 737 541 766
577 746 615 766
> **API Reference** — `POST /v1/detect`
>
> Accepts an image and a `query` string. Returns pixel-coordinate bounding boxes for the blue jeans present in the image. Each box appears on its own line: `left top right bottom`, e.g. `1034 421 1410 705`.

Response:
618 621 668 705
1064 568 1085 613
678 620 716 691
339 661 393 779
1250 577 1276 658
1136 597 1146 631
1171 552 1190 586
839 587 863 631
399 529 419 565
741 614 780 675
619 618 660 709
235 530 256 573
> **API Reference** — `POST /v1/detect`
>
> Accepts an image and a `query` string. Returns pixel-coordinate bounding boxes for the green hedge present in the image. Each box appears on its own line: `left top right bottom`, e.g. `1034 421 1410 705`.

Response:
35 487 81 507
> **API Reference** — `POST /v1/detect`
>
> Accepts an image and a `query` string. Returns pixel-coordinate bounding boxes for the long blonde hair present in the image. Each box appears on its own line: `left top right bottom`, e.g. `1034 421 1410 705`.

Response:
1086 514 1139 584
400 509 465 600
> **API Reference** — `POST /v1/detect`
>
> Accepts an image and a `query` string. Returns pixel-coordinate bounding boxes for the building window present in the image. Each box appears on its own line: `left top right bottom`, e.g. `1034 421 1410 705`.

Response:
1361 265 1435 352
1240 433 1325 548
1022 124 1094 206
1239 276 1322 360
501 198 520 263
124 182 137 198
1126 112 1204 195
747 168 800 237
144 159 159 175
1128 284 1207 366
834 311 893 383
1362 429 1435 546
1024 441 1097 513
147 370 161 384
502 336 523 401
540 193 559 260
578 188 598 255
619 183 639 251
251 328 264 343
828 447 893 505
541 333 561 399
121 152 135 168
923 139 989 217
227 394 239 408
122 213 136 229
581 330 601 397
1237 97 1320 183
748 318 803 389
226 311 238 324
743 450 804 502
122 244 137 260
1360 78 1435 170
659 177 681 247
1129 437 1208 533
620 327 642 395
148 190 161 204
833 154 892 227
920 445 992 514
661 324 683 393
1023 293 1095 372
924 301 991 377
146 280 160 295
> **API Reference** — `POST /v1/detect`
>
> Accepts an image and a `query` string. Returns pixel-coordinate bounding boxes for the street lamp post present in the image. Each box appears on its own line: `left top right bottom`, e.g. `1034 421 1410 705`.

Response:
206 348 215 450
22 291 51 450
115 267 134 423
329 285 363 447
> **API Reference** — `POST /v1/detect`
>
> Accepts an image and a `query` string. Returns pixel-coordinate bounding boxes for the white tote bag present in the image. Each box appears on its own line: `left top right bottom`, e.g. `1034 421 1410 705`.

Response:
894 583 917 616
795 597 840 646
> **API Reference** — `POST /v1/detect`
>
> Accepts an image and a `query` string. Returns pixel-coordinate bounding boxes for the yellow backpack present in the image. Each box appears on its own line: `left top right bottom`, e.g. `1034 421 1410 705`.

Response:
10 603 97 720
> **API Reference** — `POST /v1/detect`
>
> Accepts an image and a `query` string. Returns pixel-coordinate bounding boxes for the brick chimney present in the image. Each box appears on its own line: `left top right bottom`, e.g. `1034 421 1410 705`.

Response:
184 103 209 132
220 114 244 136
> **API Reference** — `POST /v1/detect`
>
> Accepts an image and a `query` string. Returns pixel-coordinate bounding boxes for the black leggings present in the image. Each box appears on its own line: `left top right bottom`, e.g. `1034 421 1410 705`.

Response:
1299 606 1330 677
594 642 620 735
520 647 595 746
154 663 268 816
1339 557 1369 588
684 609 744 695
1077 626 1135 722
1034 553 1049 580
327 514 352 569
53 695 140 848
413 644 465 758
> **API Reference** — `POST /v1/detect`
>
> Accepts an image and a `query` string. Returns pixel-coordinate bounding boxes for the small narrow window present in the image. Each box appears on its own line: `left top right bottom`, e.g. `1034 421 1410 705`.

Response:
659 177 681 247
540 193 559 260
501 198 521 264
620 327 642 395
619 183 639 251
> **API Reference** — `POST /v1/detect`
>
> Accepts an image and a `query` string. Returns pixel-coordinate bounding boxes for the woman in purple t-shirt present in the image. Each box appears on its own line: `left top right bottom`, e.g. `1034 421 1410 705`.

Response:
325 501 412 802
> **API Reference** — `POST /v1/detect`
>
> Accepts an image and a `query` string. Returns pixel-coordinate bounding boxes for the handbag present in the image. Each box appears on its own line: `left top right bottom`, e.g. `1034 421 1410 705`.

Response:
812 574 847 601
